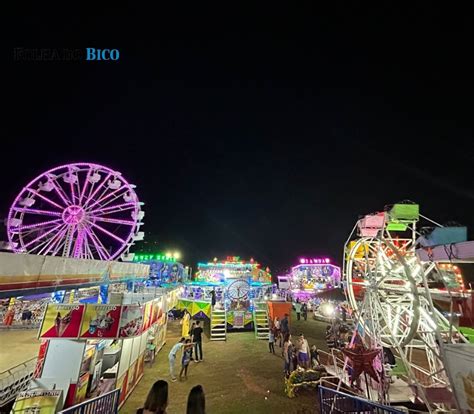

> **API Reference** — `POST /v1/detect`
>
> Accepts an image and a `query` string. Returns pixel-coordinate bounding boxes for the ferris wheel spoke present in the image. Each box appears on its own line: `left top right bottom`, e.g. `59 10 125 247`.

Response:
12 207 62 217
78 170 91 205
37 224 69 256
16 218 63 231
87 221 126 244
28 224 66 255
85 227 111 260
85 184 128 212
84 232 98 260
92 216 136 226
89 202 136 217
23 223 65 249
49 179 72 207
82 173 113 209
25 188 64 210
52 231 69 256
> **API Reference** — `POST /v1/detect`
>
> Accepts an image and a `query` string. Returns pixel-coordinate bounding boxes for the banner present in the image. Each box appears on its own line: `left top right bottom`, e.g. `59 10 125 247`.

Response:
80 304 121 338
74 372 90 404
119 305 144 337
39 304 85 339
12 390 63 414
34 340 50 378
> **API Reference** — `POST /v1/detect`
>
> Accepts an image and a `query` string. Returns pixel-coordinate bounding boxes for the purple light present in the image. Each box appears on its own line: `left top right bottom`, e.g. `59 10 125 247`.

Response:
7 163 143 261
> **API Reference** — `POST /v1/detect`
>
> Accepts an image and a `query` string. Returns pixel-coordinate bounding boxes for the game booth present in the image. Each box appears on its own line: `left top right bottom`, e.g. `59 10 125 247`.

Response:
11 289 179 412
176 257 277 340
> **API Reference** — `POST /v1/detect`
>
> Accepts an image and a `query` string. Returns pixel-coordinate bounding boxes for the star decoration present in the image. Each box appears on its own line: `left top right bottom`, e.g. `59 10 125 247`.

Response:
342 346 381 383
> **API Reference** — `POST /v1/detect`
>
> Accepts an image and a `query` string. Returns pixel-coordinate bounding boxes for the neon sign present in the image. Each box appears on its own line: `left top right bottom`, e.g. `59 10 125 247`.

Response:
299 258 331 264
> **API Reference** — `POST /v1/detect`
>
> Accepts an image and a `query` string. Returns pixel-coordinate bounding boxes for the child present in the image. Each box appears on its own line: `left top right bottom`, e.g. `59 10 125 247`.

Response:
268 328 275 354
179 339 193 380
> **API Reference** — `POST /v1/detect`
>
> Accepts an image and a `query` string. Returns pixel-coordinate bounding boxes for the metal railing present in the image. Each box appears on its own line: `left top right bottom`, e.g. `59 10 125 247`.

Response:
0 357 37 406
319 385 406 413
58 389 120 414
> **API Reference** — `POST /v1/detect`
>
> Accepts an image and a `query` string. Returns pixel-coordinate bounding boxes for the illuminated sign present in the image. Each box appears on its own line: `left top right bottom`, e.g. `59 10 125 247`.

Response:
298 258 331 264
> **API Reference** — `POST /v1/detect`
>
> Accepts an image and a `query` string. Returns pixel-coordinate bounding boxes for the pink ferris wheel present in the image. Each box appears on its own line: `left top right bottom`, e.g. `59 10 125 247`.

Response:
7 163 144 261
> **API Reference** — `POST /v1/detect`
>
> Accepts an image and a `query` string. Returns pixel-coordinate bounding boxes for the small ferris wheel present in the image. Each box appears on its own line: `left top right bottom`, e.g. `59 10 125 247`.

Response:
6 163 144 261
343 202 467 411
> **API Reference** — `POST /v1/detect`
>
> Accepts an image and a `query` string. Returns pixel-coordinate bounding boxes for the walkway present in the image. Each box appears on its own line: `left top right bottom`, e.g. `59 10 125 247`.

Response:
121 317 322 414
0 329 39 371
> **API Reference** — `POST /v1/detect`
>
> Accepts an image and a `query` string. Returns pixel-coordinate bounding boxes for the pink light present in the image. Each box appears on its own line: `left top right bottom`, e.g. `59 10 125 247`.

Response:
7 163 142 261
325 258 330 263
299 258 306 264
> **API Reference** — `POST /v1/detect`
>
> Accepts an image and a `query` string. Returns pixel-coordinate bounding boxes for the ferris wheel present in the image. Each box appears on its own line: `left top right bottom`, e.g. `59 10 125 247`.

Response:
343 204 467 411
7 163 144 261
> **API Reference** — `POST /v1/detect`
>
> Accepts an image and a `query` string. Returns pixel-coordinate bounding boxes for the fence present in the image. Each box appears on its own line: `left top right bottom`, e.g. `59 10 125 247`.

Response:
0 357 37 406
319 386 406 414
58 389 120 414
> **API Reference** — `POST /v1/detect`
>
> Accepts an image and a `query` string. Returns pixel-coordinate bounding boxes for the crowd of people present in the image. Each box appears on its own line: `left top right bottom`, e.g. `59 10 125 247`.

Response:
137 380 206 414
270 313 321 378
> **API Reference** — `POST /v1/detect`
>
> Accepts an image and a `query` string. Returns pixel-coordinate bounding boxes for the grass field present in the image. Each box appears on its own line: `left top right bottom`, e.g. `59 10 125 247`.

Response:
120 311 328 414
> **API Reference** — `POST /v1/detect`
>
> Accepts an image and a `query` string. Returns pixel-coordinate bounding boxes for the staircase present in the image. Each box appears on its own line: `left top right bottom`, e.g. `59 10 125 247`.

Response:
253 308 269 340
210 308 227 341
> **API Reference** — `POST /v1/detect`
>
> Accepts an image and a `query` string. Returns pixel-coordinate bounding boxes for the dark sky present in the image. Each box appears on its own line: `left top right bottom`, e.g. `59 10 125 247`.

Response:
4 4 473 274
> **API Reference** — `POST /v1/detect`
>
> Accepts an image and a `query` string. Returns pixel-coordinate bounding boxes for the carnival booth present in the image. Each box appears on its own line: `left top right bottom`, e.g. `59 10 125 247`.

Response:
15 290 175 412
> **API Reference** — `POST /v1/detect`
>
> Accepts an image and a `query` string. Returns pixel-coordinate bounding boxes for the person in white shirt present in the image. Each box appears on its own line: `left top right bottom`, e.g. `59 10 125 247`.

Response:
168 338 186 382
297 333 310 369
274 317 281 346
294 300 302 320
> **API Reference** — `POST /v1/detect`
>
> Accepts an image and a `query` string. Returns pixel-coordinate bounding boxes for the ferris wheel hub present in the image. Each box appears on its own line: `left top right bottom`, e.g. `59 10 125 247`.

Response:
62 205 86 225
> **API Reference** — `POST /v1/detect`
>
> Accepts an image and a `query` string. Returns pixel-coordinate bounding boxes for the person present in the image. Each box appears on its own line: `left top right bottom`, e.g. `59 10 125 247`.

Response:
187 384 206 414
341 305 347 322
137 380 168 414
310 345 320 368
274 316 281 346
181 311 191 338
283 333 292 377
169 337 186 382
21 308 29 325
301 302 308 321
268 328 275 354
294 300 302 321
192 321 204 362
280 314 289 354
210 289 216 309
180 339 193 380
188 322 196 360
297 333 310 369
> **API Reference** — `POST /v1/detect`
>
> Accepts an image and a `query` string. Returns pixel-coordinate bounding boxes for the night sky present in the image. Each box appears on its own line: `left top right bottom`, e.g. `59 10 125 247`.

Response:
4 5 473 275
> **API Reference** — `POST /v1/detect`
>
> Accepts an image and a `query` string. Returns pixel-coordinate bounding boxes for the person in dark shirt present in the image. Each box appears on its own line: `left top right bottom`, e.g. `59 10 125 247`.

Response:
192 321 204 362
210 289 216 309
301 303 308 321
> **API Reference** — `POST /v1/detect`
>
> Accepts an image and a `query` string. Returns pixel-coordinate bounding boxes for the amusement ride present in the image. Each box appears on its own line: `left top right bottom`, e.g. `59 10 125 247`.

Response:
6 163 144 261
342 201 472 412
